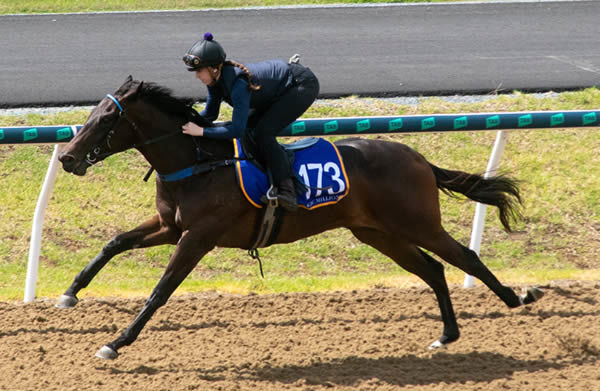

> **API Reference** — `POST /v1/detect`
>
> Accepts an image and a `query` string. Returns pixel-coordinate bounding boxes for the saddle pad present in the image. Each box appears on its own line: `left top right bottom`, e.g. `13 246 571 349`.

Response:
233 138 350 210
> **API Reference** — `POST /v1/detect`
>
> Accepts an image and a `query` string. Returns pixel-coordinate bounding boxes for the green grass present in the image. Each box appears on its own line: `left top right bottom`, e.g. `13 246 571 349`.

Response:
0 0 484 14
1 88 600 301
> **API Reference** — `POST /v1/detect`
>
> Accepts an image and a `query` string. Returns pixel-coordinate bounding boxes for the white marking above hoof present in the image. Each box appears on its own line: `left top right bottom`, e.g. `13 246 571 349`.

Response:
529 287 545 301
519 286 546 305
55 294 78 309
95 345 118 360
428 339 448 350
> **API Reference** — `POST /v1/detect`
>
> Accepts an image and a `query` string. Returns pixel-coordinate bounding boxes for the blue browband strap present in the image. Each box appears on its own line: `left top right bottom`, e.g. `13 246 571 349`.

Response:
106 94 124 113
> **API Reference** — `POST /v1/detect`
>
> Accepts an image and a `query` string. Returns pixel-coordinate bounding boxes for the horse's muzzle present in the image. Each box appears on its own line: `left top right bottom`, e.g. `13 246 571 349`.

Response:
58 152 90 176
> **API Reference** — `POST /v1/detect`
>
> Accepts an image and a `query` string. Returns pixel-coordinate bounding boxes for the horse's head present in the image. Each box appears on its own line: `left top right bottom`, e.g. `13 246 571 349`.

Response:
59 75 147 175
60 75 218 177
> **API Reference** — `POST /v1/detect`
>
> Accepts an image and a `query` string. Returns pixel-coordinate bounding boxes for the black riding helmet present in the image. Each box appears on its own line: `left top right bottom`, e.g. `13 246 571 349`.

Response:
183 32 226 71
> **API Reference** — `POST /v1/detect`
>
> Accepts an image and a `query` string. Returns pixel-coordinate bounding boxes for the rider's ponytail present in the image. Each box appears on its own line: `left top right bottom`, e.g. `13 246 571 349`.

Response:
224 60 261 91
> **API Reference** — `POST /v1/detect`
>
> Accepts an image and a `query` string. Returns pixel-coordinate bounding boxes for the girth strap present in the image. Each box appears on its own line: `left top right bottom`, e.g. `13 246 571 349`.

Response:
247 186 285 277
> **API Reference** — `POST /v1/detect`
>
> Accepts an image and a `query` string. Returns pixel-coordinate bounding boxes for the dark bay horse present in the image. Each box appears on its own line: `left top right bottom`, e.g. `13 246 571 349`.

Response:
56 76 543 360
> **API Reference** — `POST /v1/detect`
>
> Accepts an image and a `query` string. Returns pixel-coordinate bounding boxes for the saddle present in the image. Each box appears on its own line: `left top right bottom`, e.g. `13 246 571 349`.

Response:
234 133 350 264
240 130 319 173
233 134 349 210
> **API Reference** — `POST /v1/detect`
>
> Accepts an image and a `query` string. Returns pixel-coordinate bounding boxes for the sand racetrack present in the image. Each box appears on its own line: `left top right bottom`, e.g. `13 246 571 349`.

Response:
0 281 598 391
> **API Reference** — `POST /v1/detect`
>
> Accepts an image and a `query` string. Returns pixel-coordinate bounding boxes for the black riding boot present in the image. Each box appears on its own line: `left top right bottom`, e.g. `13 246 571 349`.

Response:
277 177 298 212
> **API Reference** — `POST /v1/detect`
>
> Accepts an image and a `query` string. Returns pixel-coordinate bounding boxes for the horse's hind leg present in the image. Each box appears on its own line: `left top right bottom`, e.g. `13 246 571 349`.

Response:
351 228 459 349
56 215 180 308
423 229 544 308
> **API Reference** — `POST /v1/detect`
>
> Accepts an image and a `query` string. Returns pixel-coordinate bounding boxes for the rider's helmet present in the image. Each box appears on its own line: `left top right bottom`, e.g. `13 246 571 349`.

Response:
183 32 226 71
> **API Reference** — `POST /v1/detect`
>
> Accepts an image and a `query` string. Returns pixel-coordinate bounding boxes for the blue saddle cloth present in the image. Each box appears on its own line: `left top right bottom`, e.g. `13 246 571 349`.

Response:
233 138 350 210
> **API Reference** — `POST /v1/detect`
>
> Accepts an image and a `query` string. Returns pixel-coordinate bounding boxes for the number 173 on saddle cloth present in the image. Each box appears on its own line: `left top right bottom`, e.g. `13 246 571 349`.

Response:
233 138 350 210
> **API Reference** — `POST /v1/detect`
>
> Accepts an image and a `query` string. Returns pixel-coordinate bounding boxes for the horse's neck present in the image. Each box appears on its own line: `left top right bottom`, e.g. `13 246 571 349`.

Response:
131 107 233 175
195 137 234 159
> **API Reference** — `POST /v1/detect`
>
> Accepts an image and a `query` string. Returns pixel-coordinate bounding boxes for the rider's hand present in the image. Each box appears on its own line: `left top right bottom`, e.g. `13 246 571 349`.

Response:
182 122 204 136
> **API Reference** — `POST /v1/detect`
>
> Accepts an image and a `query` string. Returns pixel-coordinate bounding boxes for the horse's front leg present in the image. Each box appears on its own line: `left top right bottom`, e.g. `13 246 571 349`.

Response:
56 215 180 308
95 230 214 360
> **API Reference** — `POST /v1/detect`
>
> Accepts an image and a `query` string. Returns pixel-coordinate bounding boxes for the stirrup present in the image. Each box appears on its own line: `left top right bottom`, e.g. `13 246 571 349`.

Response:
265 185 279 208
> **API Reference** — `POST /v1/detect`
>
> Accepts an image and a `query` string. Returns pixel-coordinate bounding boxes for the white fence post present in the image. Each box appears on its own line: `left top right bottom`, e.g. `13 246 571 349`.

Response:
464 130 509 288
24 144 63 302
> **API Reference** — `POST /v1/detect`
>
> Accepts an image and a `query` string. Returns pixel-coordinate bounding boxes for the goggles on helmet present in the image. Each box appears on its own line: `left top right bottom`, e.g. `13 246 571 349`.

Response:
183 53 203 69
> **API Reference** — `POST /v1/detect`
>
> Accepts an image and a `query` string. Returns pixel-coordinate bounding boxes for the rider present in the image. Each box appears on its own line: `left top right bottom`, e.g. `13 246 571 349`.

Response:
181 32 320 212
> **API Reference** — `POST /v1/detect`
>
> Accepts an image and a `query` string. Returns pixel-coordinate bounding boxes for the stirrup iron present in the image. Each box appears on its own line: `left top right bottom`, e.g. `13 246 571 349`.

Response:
266 184 279 208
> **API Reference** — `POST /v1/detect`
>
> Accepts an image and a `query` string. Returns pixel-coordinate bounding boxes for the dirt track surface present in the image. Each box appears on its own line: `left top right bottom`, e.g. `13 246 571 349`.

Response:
1 281 599 391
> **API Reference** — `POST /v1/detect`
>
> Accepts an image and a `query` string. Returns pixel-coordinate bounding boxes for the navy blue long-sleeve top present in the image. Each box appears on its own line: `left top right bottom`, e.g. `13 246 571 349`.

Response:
200 60 293 139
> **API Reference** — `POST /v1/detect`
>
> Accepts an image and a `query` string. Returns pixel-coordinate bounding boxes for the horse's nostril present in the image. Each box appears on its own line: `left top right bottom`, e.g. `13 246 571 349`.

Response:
59 153 74 163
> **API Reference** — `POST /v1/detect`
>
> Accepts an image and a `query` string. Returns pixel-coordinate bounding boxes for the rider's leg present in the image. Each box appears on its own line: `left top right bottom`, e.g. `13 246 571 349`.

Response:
258 136 297 211
253 65 319 211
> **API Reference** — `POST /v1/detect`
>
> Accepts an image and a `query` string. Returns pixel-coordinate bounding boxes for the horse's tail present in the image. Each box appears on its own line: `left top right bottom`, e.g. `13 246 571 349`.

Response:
428 163 522 232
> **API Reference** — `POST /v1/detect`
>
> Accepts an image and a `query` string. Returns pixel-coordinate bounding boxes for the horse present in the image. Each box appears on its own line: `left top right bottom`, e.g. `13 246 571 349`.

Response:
56 76 544 360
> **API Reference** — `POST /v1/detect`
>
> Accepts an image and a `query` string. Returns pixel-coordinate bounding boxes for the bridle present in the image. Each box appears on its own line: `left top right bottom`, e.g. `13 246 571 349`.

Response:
85 93 185 165
85 93 240 182
84 94 129 165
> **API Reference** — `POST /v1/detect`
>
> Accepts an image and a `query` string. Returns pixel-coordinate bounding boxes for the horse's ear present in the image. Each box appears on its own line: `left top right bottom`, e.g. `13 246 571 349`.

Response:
125 75 133 84
120 80 143 101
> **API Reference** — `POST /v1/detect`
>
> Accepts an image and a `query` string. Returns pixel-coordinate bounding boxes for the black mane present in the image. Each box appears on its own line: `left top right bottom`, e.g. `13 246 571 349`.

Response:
138 82 195 118
114 78 195 119
113 77 213 128
137 82 214 128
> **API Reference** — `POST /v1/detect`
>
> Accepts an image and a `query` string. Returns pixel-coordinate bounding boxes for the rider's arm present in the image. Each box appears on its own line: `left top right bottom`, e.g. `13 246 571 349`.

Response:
201 78 250 139
199 86 222 122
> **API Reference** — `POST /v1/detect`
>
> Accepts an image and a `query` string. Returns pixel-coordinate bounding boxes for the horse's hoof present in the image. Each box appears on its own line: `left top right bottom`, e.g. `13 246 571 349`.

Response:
95 345 118 360
428 332 458 350
428 339 448 350
520 287 545 305
55 294 78 309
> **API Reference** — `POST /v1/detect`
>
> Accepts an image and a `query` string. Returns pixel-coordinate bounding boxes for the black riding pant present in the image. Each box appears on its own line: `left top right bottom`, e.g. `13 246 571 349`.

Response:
247 64 319 186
